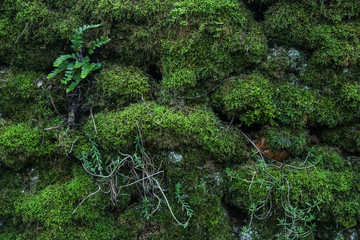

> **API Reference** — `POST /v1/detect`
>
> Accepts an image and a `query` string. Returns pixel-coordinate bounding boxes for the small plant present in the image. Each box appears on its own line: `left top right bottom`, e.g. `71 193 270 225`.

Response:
226 142 320 239
76 133 193 228
48 24 110 92
175 183 193 227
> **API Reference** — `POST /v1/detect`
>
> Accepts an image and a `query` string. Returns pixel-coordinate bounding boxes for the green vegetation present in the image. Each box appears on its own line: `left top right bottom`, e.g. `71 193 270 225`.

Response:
48 24 110 92
1 0 360 239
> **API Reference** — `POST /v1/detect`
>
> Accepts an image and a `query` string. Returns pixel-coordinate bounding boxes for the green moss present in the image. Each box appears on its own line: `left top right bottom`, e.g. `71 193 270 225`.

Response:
78 102 246 163
14 165 122 240
96 64 151 107
262 126 309 156
273 83 315 127
309 92 349 128
323 124 360 153
0 123 55 169
160 0 267 94
306 146 348 171
226 157 360 236
0 70 54 122
340 81 360 117
217 74 276 126
264 1 360 67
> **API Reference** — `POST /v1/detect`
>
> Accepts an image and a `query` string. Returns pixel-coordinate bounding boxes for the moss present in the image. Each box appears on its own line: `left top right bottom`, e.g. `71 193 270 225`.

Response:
339 81 360 117
0 123 55 169
273 83 315 127
14 165 123 240
78 102 246 163
160 0 267 94
141 152 235 239
309 92 349 128
225 157 360 237
306 146 349 171
322 124 360 153
262 126 309 156
96 64 151 107
264 1 360 67
217 74 276 126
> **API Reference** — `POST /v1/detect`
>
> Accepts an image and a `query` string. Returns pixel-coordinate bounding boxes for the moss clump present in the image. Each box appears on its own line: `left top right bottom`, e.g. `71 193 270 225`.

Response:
262 126 309 156
14 165 121 240
0 70 53 122
273 83 315 127
0 123 54 169
96 64 151 107
322 124 360 153
225 158 360 237
339 81 360 118
77 102 245 163
264 1 360 67
217 74 276 126
160 0 267 94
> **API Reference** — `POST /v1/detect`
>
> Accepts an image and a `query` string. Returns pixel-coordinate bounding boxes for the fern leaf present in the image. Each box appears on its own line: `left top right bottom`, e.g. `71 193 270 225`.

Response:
80 24 102 34
81 62 101 79
53 54 73 67
47 61 70 79
88 36 111 54
61 62 75 84
71 38 83 51
74 56 89 69
66 71 82 92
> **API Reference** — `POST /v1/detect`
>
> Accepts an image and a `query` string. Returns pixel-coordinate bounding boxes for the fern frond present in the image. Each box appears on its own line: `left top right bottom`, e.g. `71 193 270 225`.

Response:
61 62 75 84
88 36 111 54
66 71 82 92
47 61 70 79
78 24 102 34
53 54 73 67
81 62 101 79
74 56 90 68
71 38 83 52
71 24 102 51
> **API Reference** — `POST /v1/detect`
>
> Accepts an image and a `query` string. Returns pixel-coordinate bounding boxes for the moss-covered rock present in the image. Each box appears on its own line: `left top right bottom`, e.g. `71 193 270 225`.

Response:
0 123 55 169
0 70 54 122
225 154 360 237
216 74 276 126
96 64 151 107
160 0 267 94
14 165 122 240
76 102 246 163
322 124 360 153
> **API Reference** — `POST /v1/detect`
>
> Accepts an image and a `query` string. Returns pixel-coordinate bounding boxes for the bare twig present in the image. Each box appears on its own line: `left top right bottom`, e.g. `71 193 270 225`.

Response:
90 108 97 134
72 183 101 214
44 125 61 131
68 136 79 154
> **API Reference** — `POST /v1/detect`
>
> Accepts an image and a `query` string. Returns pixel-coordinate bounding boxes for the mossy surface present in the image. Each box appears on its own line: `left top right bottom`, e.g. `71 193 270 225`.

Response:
1 0 360 239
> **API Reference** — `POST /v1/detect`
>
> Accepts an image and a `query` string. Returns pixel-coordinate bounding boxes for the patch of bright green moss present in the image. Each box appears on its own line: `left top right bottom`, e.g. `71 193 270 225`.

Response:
96 64 151 107
0 123 54 169
262 126 309 156
160 0 267 94
217 74 276 126
14 165 122 240
78 102 246 163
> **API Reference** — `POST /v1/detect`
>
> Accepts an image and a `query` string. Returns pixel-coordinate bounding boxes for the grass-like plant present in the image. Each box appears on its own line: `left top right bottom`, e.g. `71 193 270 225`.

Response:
48 24 110 92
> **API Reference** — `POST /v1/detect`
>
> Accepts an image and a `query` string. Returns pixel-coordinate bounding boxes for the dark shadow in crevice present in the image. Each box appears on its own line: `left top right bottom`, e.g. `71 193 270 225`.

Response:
147 64 162 82
244 0 269 22
223 201 249 234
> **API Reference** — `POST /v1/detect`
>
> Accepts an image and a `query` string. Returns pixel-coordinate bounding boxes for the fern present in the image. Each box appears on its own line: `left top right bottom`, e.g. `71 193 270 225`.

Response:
53 54 74 67
88 36 111 54
48 24 110 92
175 183 194 219
81 62 101 79
48 61 70 78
